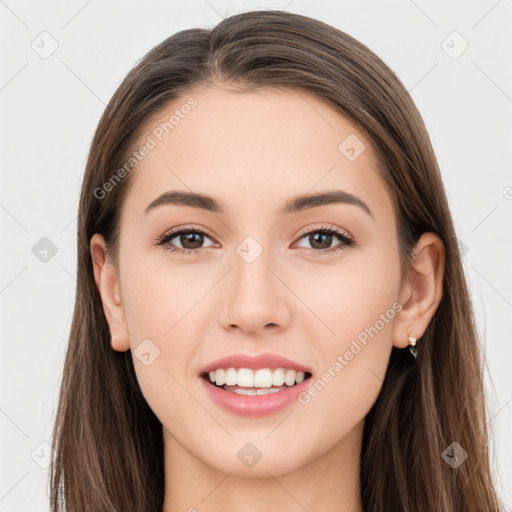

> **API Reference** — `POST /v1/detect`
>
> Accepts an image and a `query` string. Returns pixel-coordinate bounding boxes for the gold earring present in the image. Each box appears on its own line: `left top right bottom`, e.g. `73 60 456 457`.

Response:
407 328 417 359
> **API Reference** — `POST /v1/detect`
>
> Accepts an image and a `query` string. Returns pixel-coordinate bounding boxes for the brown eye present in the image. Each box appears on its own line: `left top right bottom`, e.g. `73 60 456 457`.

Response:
176 231 205 250
307 232 334 250
295 225 355 255
156 227 216 254
156 224 355 256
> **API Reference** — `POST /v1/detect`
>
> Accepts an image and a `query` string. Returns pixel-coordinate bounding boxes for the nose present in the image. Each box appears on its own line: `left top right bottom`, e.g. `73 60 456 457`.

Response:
218 247 291 335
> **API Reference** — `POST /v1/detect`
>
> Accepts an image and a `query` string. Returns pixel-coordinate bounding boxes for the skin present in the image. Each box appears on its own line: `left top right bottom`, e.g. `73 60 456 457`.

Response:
91 84 444 512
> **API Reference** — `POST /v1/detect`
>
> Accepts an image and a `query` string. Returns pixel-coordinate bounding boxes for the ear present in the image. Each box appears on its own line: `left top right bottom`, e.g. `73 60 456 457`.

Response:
393 232 445 349
90 234 130 352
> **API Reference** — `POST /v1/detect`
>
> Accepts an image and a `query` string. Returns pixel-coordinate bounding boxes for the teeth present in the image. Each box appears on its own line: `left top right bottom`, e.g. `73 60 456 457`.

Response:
206 367 307 388
285 369 297 386
226 387 284 395
214 369 225 386
254 368 272 387
225 368 238 386
272 368 285 386
256 388 281 395
238 368 255 387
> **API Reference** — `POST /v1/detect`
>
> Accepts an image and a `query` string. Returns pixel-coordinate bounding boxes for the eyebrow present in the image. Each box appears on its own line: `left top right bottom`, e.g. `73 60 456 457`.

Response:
143 189 373 218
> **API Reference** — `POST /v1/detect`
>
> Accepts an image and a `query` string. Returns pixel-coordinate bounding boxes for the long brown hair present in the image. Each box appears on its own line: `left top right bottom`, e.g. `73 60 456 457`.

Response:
48 9 505 511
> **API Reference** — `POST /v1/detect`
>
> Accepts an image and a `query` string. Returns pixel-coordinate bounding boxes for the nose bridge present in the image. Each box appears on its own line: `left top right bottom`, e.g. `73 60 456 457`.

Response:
234 236 273 292
219 233 290 332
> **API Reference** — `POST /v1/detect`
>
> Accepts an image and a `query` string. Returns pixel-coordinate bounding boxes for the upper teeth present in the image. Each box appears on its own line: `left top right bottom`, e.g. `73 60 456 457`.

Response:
208 367 306 388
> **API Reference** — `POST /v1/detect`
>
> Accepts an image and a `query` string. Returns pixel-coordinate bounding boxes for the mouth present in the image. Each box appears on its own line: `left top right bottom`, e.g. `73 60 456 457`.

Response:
200 369 313 395
199 365 314 416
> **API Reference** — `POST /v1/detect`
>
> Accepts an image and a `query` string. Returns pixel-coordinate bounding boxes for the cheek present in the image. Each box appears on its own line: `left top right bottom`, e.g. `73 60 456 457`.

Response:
294 249 400 428
121 262 207 434
298 244 401 346
121 250 208 343
122 274 173 342
119 254 201 397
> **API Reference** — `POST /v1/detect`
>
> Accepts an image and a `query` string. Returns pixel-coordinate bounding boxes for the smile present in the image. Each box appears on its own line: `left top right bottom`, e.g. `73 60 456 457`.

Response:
199 368 313 416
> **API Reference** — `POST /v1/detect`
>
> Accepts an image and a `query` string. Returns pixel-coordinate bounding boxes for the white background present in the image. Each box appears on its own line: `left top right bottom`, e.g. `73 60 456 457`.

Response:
0 0 511 510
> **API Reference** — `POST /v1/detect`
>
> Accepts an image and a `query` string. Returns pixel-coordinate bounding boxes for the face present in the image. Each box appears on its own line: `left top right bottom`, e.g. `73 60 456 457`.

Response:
95 85 410 477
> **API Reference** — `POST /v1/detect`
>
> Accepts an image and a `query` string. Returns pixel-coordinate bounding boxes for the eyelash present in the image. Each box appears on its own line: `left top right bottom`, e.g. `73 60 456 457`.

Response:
155 224 355 256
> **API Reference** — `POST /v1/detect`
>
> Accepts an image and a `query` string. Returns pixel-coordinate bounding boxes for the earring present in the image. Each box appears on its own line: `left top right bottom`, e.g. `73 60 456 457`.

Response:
407 328 417 359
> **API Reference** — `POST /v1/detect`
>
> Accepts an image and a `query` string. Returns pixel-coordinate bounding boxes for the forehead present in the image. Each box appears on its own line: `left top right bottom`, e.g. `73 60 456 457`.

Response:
121 85 394 223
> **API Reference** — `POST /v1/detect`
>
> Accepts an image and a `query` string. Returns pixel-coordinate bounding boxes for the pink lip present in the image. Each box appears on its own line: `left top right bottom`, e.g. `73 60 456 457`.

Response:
199 352 312 374
199 374 312 416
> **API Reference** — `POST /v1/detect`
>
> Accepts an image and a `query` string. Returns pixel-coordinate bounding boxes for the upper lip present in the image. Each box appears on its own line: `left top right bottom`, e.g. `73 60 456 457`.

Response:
199 352 312 375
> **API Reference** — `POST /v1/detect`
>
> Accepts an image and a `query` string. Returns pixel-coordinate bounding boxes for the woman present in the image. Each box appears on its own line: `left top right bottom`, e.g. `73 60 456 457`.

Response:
48 9 505 511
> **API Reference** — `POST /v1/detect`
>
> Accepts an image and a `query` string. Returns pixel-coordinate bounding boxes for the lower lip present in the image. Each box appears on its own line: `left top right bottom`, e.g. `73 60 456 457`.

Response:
199 375 312 417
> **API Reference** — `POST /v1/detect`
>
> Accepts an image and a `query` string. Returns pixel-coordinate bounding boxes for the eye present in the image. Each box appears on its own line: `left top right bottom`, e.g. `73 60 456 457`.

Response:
155 224 355 256
294 224 355 255
155 226 216 255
